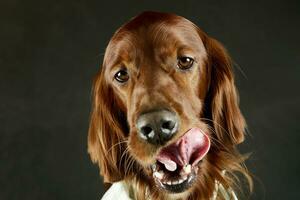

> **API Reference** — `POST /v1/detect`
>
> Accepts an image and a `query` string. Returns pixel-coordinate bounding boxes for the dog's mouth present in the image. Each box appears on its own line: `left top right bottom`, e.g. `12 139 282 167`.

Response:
151 128 210 193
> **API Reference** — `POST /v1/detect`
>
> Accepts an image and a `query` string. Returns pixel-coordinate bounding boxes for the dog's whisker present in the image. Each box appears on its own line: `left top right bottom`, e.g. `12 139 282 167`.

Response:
124 153 136 177
105 140 128 155
200 117 234 141
119 146 130 171
207 126 237 157
119 147 128 164
126 156 135 176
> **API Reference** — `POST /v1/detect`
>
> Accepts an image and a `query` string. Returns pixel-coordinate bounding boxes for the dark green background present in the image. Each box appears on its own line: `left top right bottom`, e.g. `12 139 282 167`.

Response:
1 0 299 199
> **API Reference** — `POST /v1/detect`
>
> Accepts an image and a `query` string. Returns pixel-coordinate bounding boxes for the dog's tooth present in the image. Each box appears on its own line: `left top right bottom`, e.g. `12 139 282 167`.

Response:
167 181 172 185
182 175 188 181
153 171 163 179
158 170 164 176
195 166 199 174
151 164 157 171
153 171 160 178
173 180 179 185
183 164 192 174
178 178 184 184
188 175 193 182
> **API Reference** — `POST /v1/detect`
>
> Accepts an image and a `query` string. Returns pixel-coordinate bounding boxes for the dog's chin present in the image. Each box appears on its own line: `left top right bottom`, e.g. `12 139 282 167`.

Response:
149 128 210 194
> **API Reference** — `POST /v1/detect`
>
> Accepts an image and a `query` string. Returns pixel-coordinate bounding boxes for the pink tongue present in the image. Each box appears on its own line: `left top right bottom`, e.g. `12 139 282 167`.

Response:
157 128 210 171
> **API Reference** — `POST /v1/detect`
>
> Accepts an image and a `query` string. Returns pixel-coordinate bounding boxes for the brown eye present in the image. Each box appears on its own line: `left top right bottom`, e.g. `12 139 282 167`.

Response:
114 69 129 83
177 57 194 70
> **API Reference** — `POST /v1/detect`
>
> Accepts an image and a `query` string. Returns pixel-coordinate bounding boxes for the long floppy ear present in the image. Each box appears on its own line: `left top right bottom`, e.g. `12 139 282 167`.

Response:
204 37 245 144
88 69 128 183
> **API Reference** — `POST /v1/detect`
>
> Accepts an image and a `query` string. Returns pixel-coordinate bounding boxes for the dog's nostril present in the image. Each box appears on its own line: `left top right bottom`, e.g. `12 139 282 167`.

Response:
139 126 156 140
161 120 176 135
162 120 175 130
141 126 153 136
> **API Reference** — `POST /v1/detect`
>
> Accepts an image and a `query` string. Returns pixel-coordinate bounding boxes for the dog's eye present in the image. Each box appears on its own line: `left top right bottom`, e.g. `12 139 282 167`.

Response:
114 69 129 83
177 57 194 70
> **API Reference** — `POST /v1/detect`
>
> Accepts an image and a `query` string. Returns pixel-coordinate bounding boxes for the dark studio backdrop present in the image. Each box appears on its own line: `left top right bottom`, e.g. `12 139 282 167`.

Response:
1 0 299 199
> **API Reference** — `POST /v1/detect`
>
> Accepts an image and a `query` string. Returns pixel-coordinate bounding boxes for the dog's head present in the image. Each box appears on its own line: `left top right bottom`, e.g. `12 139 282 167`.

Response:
88 11 250 199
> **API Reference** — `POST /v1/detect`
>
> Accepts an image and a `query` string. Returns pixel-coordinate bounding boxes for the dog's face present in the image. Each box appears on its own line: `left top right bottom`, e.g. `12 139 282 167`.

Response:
89 12 249 199
105 14 210 194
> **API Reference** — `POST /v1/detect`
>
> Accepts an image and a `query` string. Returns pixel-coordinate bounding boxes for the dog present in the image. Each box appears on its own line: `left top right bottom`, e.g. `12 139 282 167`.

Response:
88 11 252 200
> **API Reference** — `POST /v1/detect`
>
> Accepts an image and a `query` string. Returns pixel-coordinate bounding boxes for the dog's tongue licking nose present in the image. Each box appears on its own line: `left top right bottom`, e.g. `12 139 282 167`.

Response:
157 128 210 171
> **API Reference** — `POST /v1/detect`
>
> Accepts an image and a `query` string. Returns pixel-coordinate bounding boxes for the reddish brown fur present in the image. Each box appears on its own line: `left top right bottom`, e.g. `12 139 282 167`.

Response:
88 11 252 199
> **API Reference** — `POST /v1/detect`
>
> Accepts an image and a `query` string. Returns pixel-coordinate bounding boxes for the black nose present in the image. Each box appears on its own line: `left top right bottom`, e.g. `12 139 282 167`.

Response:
136 110 179 145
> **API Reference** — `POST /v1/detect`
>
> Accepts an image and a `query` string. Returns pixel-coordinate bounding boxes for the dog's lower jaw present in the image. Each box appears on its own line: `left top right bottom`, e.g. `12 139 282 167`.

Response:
126 175 219 200
125 175 191 200
148 184 195 200
146 185 190 200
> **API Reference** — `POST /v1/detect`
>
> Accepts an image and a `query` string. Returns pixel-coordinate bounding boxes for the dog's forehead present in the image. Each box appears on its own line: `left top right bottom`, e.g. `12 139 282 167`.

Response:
114 14 203 50
103 12 206 72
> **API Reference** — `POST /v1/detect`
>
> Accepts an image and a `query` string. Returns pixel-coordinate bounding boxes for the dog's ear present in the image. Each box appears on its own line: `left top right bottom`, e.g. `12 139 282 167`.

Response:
88 69 128 183
203 36 245 144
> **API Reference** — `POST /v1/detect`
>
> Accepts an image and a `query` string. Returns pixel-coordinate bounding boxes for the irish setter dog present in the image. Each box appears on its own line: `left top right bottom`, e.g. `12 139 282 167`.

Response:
88 11 252 200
